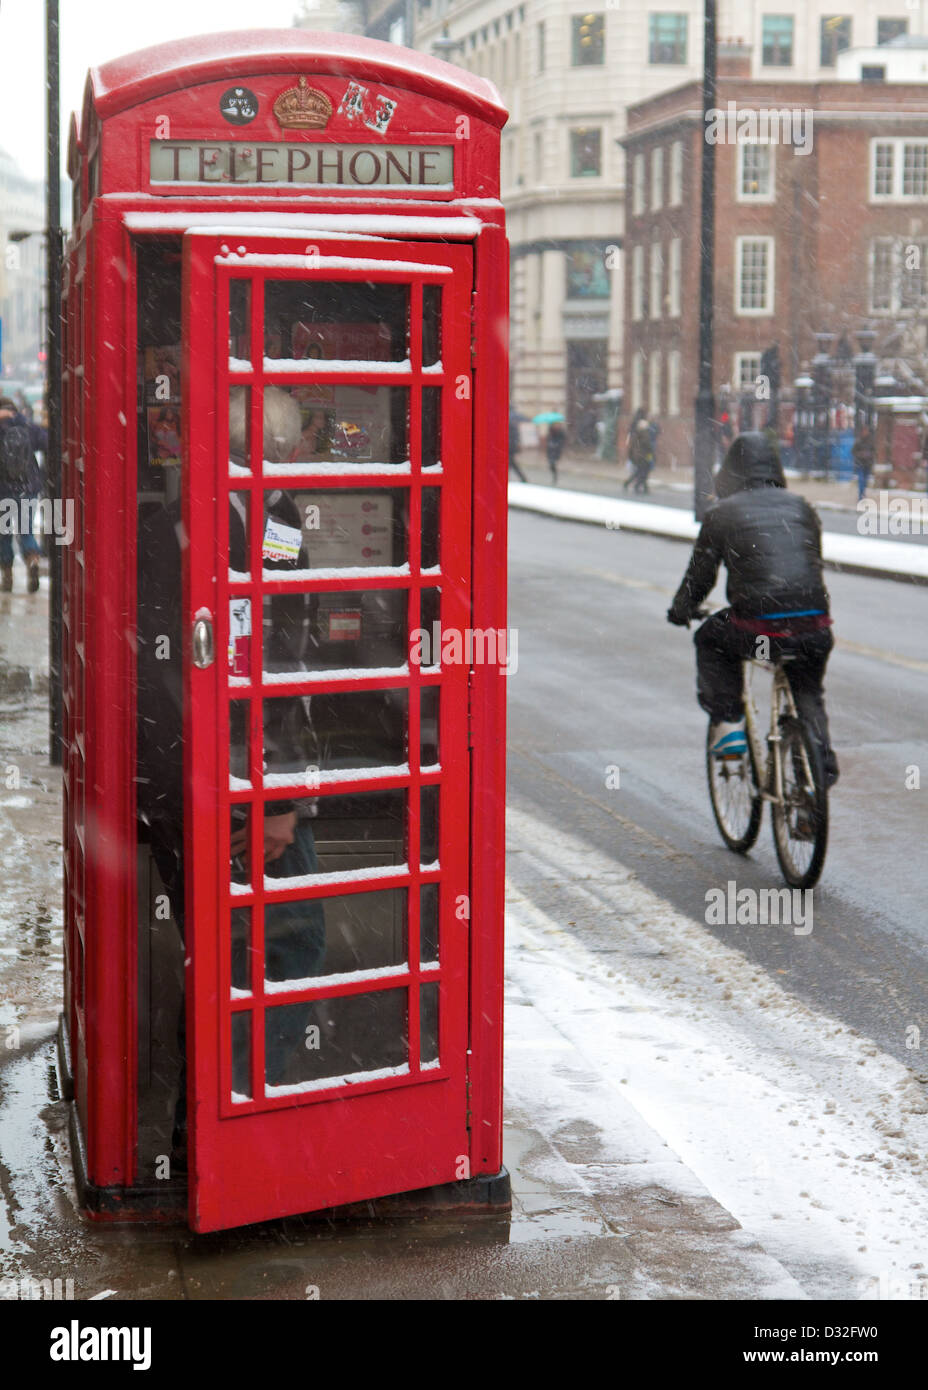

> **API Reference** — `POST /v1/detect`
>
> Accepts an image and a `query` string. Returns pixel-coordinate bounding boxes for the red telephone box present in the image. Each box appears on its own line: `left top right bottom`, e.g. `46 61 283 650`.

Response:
59 30 509 1232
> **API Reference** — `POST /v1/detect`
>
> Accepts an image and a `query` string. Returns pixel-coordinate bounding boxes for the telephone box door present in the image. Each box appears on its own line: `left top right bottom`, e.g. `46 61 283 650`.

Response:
182 231 474 1232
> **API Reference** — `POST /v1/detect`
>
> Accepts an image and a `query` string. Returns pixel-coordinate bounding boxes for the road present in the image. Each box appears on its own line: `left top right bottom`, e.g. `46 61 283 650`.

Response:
505 507 928 1296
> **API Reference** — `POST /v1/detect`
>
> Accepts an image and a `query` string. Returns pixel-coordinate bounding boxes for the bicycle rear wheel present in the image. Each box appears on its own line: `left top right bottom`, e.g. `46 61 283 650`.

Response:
771 716 828 888
706 724 762 853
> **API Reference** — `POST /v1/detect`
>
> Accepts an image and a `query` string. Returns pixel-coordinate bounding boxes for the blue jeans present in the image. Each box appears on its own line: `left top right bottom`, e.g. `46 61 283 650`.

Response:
233 818 327 1090
0 494 41 566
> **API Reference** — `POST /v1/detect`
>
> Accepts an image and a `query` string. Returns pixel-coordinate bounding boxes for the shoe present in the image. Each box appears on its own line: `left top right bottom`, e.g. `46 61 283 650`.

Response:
709 720 748 758
0 567 11 593
26 559 40 594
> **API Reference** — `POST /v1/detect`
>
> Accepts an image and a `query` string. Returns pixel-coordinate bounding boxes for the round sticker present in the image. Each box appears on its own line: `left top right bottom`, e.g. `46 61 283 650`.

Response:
220 87 259 125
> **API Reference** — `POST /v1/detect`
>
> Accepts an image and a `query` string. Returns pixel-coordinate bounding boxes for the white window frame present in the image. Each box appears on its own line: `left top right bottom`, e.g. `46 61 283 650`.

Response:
734 351 762 392
669 139 683 205
651 146 664 211
667 349 681 416
735 235 775 316
868 236 928 313
631 351 645 411
649 242 663 319
870 137 928 202
649 349 662 417
632 244 644 320
668 237 681 317
633 152 645 215
736 142 775 203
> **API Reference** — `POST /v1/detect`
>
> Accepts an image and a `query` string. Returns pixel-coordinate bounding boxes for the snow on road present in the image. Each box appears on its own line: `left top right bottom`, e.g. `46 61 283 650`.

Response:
505 804 928 1300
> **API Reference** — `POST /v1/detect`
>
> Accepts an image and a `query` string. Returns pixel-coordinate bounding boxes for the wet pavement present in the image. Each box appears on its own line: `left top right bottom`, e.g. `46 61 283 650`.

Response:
0 559 803 1300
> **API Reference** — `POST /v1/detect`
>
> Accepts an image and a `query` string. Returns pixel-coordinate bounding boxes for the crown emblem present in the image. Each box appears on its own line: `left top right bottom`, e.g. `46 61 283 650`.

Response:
273 76 333 130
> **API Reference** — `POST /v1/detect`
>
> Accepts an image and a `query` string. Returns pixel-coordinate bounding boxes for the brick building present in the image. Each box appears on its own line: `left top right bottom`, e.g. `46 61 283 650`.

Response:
622 41 928 468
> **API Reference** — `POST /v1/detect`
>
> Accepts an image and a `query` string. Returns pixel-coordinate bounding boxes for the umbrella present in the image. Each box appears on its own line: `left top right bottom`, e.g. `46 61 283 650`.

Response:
533 411 565 424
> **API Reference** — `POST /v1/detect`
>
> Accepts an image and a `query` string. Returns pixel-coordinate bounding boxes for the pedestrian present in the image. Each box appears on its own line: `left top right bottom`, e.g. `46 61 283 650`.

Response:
648 414 661 472
852 422 875 503
625 417 654 494
546 419 566 485
0 395 46 593
508 405 527 482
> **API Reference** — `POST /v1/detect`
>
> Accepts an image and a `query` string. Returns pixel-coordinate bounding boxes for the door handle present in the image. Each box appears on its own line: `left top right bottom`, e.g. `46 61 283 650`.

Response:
192 610 215 669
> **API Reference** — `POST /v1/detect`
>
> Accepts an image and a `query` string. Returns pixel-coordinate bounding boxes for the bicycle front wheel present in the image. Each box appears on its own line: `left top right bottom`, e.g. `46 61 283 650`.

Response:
706 724 762 853
771 717 828 889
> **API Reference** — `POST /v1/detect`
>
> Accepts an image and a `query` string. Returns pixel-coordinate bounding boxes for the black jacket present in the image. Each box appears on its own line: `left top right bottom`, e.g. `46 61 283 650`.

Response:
669 432 830 621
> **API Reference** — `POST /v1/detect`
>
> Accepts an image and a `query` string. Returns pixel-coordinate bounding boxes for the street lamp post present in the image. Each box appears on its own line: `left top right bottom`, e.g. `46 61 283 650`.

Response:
811 331 835 480
693 0 717 520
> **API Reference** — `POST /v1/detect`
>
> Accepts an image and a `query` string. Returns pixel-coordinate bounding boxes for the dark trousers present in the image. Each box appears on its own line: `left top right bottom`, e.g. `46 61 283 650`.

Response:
149 817 326 1131
694 609 836 768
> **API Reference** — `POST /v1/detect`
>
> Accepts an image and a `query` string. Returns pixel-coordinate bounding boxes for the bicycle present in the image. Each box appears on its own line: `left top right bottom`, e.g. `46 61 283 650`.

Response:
700 618 829 890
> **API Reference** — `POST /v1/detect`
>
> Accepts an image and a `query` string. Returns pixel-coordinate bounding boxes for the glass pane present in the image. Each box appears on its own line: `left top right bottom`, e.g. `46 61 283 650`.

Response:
263 689 407 776
311 790 406 875
229 701 249 781
229 279 251 364
230 804 252 888
286 487 407 568
231 908 251 994
263 587 408 672
257 386 410 470
271 887 407 981
420 983 439 1066
422 488 440 571
229 492 250 579
229 385 252 474
265 989 408 1091
229 597 253 677
421 786 439 866
420 587 440 649
420 882 439 964
265 844 326 984
264 281 408 363
422 387 441 470
422 285 441 367
231 1012 251 1100
421 688 439 766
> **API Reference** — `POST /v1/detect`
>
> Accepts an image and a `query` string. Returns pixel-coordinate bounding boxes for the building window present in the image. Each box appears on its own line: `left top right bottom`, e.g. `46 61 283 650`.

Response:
566 245 610 299
649 243 663 319
631 245 644 321
631 351 644 411
667 350 681 416
537 21 545 72
632 152 645 215
736 236 774 314
570 128 602 178
738 142 774 200
820 16 851 66
651 146 664 210
649 13 687 64
870 138 928 200
571 14 605 66
649 350 662 416
868 237 928 312
762 15 794 66
668 237 681 316
862 65 886 82
669 140 683 205
734 352 762 391
877 18 908 46
534 131 544 182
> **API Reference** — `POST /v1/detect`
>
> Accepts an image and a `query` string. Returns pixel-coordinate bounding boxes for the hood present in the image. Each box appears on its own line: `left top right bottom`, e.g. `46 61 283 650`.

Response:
714 431 785 499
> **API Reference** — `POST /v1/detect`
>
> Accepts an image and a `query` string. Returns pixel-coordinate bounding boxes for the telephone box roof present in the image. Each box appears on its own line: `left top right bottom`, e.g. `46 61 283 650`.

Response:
86 28 507 128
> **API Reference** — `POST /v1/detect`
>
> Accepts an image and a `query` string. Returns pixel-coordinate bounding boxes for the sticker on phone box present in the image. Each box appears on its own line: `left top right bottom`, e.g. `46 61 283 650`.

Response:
263 517 302 563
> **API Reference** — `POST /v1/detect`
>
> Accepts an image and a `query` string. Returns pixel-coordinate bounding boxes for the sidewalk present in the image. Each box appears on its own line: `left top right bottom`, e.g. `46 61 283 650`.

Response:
511 451 928 583
0 571 801 1299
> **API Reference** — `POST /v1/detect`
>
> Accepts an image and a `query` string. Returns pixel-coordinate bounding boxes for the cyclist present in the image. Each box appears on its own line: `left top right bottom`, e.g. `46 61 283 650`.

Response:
667 430 839 787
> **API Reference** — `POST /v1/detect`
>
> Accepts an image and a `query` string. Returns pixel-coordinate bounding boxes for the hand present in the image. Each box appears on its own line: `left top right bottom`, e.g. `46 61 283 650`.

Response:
230 811 296 866
667 607 690 628
263 811 296 864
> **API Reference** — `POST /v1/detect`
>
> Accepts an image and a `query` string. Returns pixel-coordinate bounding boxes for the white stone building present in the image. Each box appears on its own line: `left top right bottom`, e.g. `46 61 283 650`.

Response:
0 147 45 383
355 1 928 444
